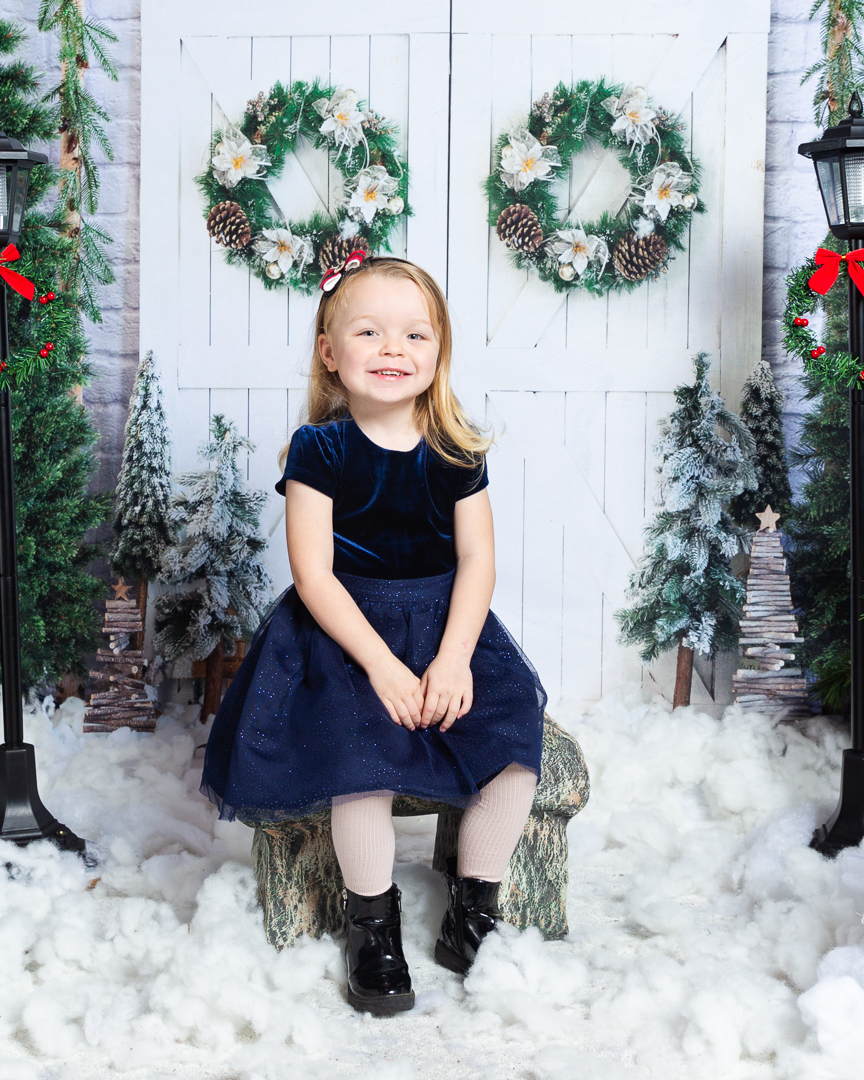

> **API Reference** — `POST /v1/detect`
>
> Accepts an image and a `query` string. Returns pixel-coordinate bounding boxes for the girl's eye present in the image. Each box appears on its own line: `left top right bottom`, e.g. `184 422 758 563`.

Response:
360 330 377 337
408 333 425 341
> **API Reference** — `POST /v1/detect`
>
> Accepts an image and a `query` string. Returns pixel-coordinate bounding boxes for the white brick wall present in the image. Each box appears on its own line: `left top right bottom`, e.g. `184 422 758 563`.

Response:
765 0 833 492
3 0 839 506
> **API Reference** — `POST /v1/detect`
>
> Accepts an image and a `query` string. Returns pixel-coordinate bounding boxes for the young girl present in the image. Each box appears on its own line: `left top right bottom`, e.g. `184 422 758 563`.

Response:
201 253 546 1016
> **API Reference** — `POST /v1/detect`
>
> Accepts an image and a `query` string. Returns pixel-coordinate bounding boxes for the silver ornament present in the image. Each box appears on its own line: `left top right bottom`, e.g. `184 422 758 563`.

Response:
558 263 576 282
265 262 283 279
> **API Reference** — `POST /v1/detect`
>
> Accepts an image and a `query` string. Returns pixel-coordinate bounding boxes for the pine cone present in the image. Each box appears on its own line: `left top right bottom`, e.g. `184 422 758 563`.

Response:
207 201 252 249
611 232 669 282
318 235 371 272
496 204 544 254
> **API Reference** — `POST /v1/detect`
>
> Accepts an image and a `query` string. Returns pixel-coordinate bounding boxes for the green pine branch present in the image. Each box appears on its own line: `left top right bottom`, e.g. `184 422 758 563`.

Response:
37 0 116 315
783 237 853 703
804 0 864 124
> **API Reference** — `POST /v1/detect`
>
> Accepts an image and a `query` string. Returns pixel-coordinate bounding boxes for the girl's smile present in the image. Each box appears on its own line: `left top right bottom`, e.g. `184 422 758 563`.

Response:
318 275 440 411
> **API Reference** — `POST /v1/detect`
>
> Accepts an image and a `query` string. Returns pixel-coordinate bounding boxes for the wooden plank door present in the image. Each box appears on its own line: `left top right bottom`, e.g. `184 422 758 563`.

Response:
448 0 770 707
141 0 451 610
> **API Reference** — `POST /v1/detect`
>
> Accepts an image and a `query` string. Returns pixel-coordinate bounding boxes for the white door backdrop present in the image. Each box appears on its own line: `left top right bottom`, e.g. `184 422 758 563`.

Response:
140 0 771 710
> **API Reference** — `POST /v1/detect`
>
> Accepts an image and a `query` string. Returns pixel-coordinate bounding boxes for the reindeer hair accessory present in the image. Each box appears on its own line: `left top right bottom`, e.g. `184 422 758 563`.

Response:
320 249 367 293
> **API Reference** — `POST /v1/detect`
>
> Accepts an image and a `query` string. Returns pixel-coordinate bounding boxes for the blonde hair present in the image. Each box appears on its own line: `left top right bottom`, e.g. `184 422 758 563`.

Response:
278 257 492 473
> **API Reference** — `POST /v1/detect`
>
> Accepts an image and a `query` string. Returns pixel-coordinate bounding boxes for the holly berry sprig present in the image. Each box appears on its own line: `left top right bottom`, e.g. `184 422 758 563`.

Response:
783 259 864 391
0 289 76 391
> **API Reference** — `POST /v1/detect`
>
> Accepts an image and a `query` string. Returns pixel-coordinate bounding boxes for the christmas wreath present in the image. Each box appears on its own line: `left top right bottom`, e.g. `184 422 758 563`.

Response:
197 81 410 294
783 253 864 390
486 80 703 296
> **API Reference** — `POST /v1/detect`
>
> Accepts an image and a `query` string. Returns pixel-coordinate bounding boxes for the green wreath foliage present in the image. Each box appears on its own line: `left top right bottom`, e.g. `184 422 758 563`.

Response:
782 257 864 390
486 79 704 296
197 80 410 295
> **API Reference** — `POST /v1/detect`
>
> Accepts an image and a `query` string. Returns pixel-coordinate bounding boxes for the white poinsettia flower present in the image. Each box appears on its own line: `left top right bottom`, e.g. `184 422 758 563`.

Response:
548 227 609 276
499 129 561 192
604 85 658 148
211 125 270 189
314 86 366 150
641 162 693 221
348 165 399 224
255 227 313 274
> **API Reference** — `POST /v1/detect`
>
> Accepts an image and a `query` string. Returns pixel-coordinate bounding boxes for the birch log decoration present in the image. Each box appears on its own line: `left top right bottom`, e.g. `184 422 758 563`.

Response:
85 582 157 733
732 506 810 719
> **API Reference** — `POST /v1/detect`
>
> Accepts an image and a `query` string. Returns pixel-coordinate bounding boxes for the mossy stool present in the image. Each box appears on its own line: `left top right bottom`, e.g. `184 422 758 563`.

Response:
249 715 589 949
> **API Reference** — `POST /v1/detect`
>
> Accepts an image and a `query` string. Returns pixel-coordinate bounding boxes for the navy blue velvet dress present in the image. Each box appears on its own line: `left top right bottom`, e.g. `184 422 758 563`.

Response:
200 417 546 823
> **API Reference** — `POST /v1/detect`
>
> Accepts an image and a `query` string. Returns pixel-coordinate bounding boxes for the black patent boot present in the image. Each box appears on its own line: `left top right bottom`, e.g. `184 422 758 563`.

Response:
434 858 501 975
342 883 415 1015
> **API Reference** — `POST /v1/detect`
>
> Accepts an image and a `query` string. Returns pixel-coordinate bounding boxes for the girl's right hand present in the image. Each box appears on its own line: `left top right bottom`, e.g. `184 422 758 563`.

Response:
367 655 425 731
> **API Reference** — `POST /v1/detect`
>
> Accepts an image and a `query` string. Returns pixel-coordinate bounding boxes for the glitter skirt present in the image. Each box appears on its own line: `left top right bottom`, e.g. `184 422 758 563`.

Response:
200 570 546 822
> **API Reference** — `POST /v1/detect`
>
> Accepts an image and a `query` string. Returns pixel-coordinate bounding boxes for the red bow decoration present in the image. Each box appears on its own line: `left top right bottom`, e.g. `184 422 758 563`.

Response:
808 247 864 298
320 249 367 293
0 244 36 302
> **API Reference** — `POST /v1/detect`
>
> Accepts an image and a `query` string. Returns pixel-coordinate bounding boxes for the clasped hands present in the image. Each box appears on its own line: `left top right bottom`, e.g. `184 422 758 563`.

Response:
367 651 472 732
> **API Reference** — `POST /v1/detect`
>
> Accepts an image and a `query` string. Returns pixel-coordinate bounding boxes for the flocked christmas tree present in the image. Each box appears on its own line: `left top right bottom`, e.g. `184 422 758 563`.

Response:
616 353 757 707
110 351 174 644
0 17 112 689
729 357 792 527
154 414 272 719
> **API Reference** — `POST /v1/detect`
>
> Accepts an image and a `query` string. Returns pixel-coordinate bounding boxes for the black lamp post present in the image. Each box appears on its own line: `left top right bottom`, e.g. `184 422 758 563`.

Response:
799 93 864 856
0 130 85 853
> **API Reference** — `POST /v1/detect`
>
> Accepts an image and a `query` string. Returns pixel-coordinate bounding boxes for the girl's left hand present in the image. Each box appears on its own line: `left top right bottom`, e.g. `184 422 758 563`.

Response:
418 654 473 731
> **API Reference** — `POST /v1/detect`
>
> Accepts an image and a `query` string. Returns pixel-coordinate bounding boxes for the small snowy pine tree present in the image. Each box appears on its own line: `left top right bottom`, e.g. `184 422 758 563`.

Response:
615 353 757 706
154 414 272 714
729 357 792 527
111 351 174 636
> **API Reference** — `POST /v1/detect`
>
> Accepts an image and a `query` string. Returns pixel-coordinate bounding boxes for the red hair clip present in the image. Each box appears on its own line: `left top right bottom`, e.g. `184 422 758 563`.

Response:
320 249 367 293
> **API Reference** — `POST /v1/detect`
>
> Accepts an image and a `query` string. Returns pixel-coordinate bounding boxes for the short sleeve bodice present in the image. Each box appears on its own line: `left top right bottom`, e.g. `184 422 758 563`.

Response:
275 418 488 579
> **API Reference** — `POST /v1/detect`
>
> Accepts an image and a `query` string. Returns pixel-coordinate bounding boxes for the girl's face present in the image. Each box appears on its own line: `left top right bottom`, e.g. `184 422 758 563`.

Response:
318 274 440 411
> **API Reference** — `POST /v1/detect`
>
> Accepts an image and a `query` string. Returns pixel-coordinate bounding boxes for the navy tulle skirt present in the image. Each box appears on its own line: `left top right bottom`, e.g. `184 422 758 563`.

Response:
200 570 546 822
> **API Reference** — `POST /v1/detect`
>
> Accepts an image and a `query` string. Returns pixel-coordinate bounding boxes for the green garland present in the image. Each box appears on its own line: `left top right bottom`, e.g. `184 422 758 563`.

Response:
38 0 117 321
197 81 410 294
486 80 703 296
782 258 863 390
0 288 78 390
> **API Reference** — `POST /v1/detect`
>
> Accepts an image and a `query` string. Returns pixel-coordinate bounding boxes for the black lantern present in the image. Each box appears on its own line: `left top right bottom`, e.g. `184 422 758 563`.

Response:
799 94 864 856
799 92 864 241
0 130 47 247
0 131 86 855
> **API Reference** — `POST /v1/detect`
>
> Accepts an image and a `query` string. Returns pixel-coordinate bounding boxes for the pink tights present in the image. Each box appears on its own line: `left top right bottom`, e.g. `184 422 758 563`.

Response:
330 763 538 896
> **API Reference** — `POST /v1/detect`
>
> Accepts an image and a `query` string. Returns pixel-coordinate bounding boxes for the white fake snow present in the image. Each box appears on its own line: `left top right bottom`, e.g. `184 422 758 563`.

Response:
2 694 864 1079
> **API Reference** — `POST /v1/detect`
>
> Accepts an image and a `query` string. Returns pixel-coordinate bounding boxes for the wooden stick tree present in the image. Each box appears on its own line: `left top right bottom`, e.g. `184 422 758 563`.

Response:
733 507 809 718
84 578 156 733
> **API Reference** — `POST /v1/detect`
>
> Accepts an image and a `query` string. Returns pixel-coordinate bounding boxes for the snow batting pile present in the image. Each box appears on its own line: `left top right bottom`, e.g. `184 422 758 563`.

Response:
2 696 864 1079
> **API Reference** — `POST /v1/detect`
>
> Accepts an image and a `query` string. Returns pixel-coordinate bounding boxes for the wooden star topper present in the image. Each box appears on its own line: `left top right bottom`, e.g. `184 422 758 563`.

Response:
111 577 133 601
756 505 781 532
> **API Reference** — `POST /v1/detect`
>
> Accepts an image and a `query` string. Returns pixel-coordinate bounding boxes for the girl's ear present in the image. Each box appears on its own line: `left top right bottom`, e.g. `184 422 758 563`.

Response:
318 333 337 371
